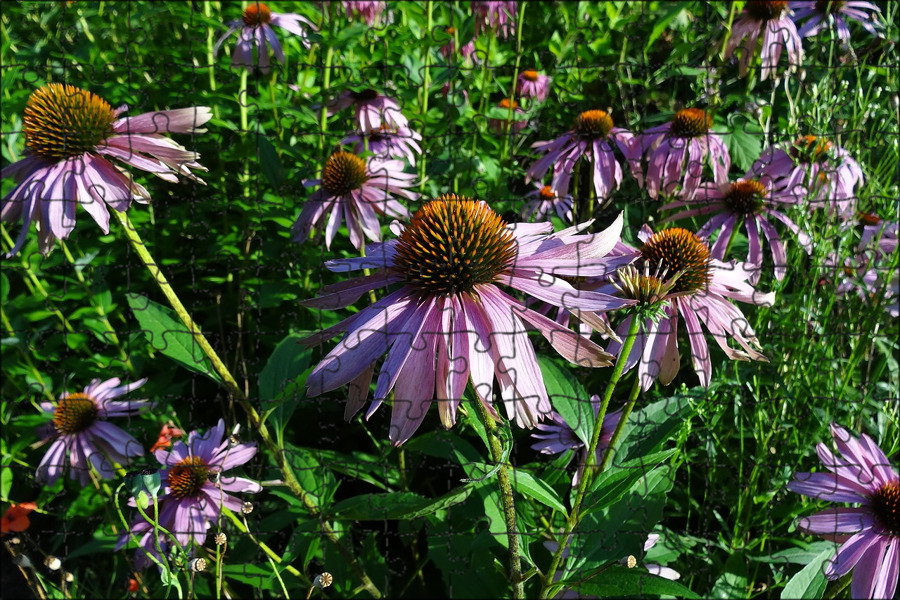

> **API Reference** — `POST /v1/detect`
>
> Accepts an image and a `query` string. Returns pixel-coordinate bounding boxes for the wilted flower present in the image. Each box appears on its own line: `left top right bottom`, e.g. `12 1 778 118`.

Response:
473 1 517 39
153 419 261 548
516 69 551 102
639 108 730 200
599 226 775 390
300 196 635 445
522 182 573 223
327 89 408 132
724 1 804 80
291 150 416 250
342 124 423 166
213 3 316 74
342 1 386 26
787 423 899 600
531 396 622 486
2 84 210 257
489 98 528 134
663 175 812 283
792 1 882 41
36 377 150 486
526 110 642 204
752 135 864 218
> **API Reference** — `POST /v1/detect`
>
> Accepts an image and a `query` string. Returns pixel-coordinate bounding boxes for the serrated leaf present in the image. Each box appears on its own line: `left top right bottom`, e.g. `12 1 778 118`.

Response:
125 293 223 384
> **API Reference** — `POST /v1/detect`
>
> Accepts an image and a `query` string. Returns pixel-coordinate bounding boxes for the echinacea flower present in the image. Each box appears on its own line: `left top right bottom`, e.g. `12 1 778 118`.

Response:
472 1 517 39
522 182 573 223
829 214 899 317
439 27 479 63
517 69 551 102
291 150 416 250
115 508 168 571
662 175 812 283
724 1 804 80
526 110 642 204
36 377 150 486
343 0 386 26
213 3 316 74
752 135 864 218
639 108 731 200
2 84 210 257
787 423 899 600
792 1 882 41
153 419 261 547
342 124 423 166
489 98 528 134
531 396 622 486
300 195 636 445
327 89 409 132
600 226 775 389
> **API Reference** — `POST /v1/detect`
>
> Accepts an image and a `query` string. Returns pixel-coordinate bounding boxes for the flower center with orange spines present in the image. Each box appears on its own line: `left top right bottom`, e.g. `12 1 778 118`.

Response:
498 98 519 109
393 195 518 296
24 84 116 161
521 69 540 82
746 0 789 20
870 480 900 537
539 185 557 200
575 110 614 138
724 180 768 217
671 108 713 137
168 456 210 499
639 228 711 295
857 212 881 226
815 0 846 14
445 26 456 35
322 151 368 196
53 393 99 435
790 135 833 163
242 3 272 25
351 89 380 102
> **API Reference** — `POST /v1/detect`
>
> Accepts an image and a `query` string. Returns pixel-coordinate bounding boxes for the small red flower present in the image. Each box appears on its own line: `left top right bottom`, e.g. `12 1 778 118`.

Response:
1 502 37 534
149 422 185 453
128 578 139 593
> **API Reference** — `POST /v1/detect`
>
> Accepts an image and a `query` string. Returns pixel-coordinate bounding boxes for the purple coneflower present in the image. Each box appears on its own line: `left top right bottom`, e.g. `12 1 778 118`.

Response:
292 150 415 250
327 88 408 132
115 507 167 571
601 227 775 389
517 70 551 102
36 377 150 486
489 98 528 134
300 195 636 445
154 419 261 547
639 108 731 200
663 176 812 283
473 1 517 39
343 1 386 26
439 27 479 63
830 214 899 317
792 1 882 40
724 1 804 80
342 124 423 166
752 135 864 218
787 423 899 600
522 183 573 223
213 3 316 74
526 110 642 204
531 396 622 486
1 84 210 257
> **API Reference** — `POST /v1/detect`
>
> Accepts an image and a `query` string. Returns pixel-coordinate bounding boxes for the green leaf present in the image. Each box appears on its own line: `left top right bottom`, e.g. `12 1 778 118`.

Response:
508 468 566 514
644 2 690 54
721 117 763 173
257 133 285 188
560 565 700 599
538 356 593 447
587 450 677 513
781 546 832 600
331 492 427 520
125 293 223 384
258 333 313 431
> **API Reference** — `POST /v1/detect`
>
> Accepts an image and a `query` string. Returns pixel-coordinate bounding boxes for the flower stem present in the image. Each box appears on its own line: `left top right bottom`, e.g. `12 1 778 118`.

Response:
540 315 642 599
600 371 642 470
472 398 524 599
418 0 433 192
222 508 314 588
204 1 221 121
718 1 739 61
112 209 383 599
501 1 527 163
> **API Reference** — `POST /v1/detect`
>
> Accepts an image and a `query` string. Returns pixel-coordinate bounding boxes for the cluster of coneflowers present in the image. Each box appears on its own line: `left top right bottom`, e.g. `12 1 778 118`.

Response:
1 1 897 597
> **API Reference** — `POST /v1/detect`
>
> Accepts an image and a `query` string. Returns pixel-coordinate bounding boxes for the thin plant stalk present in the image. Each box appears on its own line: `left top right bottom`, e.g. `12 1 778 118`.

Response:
501 1 527 163
540 315 642 599
418 0 433 191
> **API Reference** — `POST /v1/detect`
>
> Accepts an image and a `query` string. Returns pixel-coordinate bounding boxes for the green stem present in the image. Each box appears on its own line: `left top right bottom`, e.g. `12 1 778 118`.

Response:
471 32 495 159
113 210 382 598
418 0 433 192
204 1 220 121
472 398 524 599
501 2 527 163
223 508 313 588
718 2 739 61
599 373 642 471
319 45 334 158
1 307 55 402
540 315 642 599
